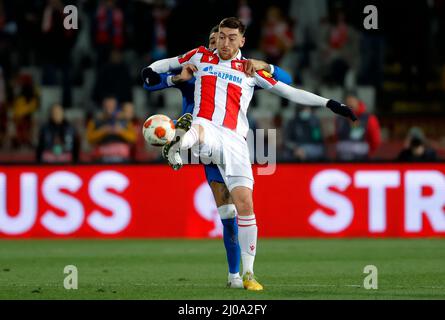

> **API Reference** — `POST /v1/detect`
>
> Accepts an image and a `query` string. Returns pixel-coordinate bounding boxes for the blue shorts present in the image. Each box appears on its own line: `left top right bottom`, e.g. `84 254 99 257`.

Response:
204 164 224 184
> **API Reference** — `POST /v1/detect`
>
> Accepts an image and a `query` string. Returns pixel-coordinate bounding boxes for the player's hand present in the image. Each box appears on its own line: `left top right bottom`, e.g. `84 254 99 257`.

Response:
172 64 197 84
244 59 271 77
326 99 357 121
141 67 161 86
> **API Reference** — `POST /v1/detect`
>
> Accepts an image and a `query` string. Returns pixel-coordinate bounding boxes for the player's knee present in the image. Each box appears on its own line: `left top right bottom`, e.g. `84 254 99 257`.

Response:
210 182 231 207
234 197 253 216
217 204 236 220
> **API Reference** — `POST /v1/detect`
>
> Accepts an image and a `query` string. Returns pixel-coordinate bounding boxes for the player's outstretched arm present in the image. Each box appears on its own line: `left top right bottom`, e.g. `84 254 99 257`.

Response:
255 72 357 121
255 74 357 121
272 81 357 121
149 57 182 74
142 47 202 87
141 57 182 88
148 47 204 74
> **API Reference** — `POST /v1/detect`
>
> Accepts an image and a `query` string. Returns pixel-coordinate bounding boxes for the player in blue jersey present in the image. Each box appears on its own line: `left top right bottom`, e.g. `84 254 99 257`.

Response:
141 25 292 289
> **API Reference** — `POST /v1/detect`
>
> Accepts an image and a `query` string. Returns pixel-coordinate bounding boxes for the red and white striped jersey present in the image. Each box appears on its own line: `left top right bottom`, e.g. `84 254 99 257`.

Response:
149 46 329 138
177 46 278 138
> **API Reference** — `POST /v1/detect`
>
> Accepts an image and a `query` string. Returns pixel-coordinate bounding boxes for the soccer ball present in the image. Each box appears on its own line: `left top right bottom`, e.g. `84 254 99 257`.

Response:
142 114 176 146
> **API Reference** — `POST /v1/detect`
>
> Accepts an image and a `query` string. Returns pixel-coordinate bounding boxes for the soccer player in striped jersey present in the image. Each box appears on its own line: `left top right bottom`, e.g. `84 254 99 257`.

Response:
147 17 356 291
141 25 293 289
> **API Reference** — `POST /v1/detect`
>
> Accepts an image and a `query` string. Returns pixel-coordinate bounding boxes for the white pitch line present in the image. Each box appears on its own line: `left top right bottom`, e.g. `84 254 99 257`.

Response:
131 283 445 290
2 283 445 290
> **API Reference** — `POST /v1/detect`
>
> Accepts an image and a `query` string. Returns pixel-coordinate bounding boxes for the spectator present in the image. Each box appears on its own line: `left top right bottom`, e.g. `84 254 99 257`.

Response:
283 106 326 161
356 0 385 89
15 0 41 68
150 1 170 62
119 101 139 159
11 73 39 149
130 0 153 56
93 0 124 67
36 103 79 163
93 49 132 105
0 67 7 148
335 92 381 161
317 8 359 86
237 0 252 29
120 101 137 123
41 0 78 107
86 96 136 163
260 6 293 66
0 0 18 79
397 127 437 162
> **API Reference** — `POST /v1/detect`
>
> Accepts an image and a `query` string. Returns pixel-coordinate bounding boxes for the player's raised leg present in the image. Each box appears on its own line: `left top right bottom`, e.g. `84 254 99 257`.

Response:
163 122 206 170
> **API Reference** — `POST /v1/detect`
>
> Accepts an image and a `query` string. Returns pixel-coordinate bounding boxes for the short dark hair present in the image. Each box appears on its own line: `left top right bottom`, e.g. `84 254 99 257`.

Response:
219 17 246 35
210 24 219 35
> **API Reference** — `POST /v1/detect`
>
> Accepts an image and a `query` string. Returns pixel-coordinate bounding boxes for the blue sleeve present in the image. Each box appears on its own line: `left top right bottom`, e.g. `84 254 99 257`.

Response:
143 73 174 92
272 65 292 85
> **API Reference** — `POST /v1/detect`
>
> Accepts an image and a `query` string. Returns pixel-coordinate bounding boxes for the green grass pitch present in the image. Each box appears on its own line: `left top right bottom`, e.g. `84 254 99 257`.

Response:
0 239 444 299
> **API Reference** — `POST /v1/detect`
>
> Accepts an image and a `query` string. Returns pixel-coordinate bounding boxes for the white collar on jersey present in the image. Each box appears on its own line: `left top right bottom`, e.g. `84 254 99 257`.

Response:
215 49 243 61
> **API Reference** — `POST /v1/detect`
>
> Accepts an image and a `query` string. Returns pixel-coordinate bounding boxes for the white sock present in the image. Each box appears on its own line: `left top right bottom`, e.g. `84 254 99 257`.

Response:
180 126 199 150
228 272 241 279
237 214 257 275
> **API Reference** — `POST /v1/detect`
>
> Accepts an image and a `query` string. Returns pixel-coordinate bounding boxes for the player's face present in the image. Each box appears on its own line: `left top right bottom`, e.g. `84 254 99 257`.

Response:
208 32 217 50
217 27 245 60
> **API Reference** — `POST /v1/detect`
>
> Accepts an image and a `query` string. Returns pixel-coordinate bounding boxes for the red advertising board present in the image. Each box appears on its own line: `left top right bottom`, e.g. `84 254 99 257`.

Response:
0 163 444 238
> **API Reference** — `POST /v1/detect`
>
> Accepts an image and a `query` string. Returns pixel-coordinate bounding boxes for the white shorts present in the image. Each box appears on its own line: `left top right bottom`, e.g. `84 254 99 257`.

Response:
193 117 253 192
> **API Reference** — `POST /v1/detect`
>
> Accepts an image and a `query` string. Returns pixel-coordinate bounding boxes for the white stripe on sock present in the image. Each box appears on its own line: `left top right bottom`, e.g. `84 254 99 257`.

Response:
238 214 257 275
238 214 256 226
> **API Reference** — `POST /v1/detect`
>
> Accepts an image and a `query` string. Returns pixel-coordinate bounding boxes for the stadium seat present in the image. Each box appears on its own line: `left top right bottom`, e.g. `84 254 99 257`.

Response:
132 87 149 118
40 86 62 116
163 89 183 114
254 90 281 116
356 86 376 113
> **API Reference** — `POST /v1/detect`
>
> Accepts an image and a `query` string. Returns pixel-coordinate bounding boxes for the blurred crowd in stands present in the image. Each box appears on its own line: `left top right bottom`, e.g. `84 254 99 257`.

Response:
0 0 444 163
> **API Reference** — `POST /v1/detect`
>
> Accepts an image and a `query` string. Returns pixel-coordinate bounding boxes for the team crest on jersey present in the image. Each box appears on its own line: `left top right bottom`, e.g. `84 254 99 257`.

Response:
231 60 245 72
201 53 219 64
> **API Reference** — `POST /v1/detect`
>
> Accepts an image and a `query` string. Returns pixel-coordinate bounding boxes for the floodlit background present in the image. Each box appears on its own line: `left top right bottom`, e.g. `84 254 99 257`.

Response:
0 0 445 300
0 0 444 163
